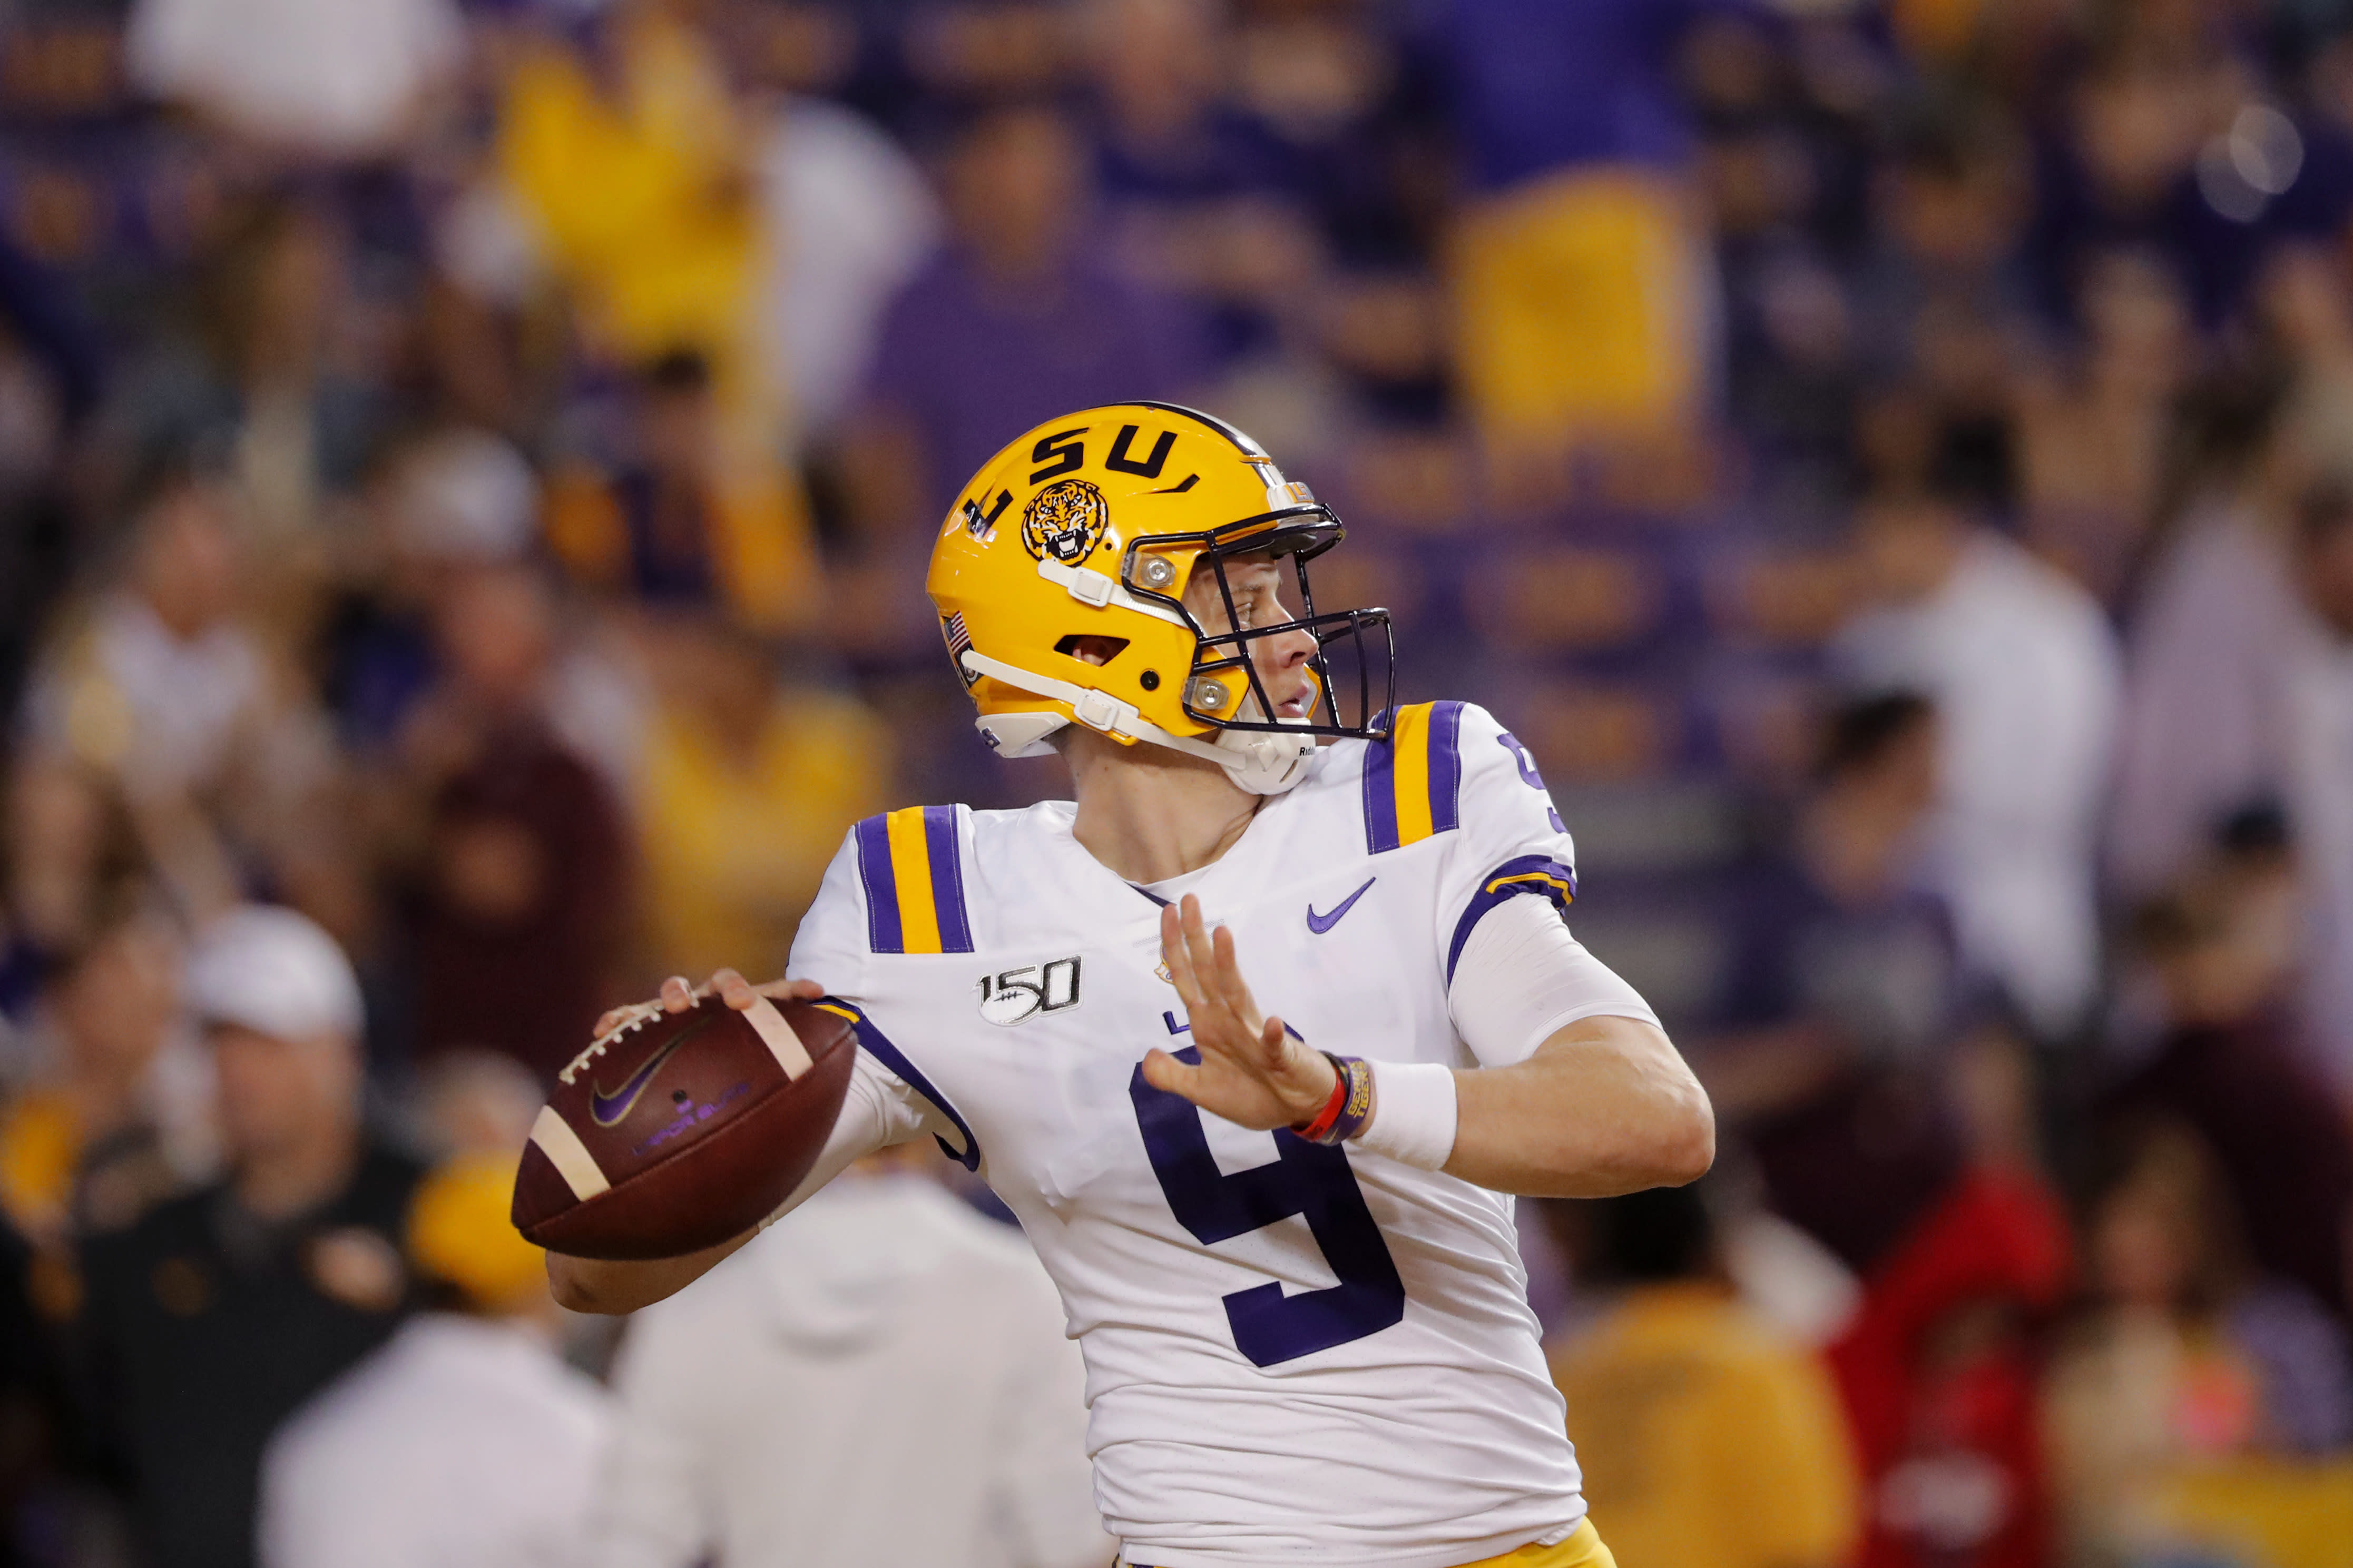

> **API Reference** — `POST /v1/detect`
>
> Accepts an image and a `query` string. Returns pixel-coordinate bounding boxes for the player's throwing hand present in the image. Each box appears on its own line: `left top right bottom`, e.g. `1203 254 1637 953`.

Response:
592 970 826 1039
1141 894 1342 1131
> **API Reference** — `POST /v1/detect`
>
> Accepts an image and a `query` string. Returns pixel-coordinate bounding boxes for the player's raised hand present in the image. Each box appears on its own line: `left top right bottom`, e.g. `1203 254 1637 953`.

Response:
1142 895 1340 1131
591 970 826 1039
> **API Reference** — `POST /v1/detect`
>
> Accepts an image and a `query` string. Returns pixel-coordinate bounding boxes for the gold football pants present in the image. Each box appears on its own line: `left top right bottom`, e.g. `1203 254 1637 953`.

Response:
1460 1518 1616 1568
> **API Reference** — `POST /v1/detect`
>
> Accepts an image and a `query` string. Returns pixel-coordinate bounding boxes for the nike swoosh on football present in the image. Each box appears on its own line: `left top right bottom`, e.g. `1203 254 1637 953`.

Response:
1306 876 1377 934
590 1018 707 1128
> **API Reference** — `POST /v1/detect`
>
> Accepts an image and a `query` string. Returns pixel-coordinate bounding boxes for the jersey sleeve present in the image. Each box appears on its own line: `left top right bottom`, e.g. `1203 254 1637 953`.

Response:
1427 703 1582 980
760 1048 936 1224
1425 703 1659 1060
785 825 877 997
780 824 983 1179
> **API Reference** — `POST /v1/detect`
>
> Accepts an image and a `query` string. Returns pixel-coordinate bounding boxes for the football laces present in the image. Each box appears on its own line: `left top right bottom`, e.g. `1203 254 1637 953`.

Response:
557 999 671 1086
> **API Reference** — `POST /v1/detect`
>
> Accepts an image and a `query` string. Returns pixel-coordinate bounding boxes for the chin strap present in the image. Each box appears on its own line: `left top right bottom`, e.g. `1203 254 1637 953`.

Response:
958 649 1313 795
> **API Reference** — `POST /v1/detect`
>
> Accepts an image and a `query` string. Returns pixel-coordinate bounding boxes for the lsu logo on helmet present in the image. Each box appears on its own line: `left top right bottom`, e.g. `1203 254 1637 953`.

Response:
1023 480 1109 565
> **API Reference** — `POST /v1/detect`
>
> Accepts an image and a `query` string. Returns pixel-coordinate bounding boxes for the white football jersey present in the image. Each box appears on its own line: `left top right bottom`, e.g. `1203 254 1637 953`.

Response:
785 701 1652 1568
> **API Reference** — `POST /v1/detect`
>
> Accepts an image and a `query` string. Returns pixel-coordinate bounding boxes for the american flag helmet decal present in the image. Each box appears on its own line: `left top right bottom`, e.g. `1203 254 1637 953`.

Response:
942 612 978 687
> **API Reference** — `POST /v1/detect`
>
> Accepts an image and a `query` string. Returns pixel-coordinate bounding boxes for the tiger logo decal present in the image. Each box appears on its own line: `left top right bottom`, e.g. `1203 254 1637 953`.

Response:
1022 479 1110 566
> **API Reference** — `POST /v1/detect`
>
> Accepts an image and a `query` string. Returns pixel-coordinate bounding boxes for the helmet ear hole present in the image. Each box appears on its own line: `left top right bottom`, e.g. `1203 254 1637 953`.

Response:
1053 634 1130 667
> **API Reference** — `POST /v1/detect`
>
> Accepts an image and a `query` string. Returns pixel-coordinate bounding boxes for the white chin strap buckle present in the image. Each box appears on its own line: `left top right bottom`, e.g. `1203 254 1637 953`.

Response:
1071 689 1123 733
1214 728 1316 795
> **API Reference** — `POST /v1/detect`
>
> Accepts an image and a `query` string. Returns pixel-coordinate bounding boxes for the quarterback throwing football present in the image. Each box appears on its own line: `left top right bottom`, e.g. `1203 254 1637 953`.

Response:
554 403 1713 1568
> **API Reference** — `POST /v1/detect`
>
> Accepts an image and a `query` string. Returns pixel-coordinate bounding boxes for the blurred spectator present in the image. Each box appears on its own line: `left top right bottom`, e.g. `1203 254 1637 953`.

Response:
0 257 94 728
0 236 105 441
545 351 822 637
382 427 540 570
1835 491 2121 1040
1546 1182 1862 1568
126 0 463 160
322 426 542 755
18 470 256 811
1716 1199 1866 1353
1852 108 2034 392
259 1153 611 1568
2043 1121 2353 1564
2280 482 2353 1093
2014 249 2193 605
325 426 649 802
496 1 771 433
66 906 420 1568
2114 466 2353 1090
898 2 1071 109
2107 378 2310 898
381 564 633 1081
632 615 888 982
2104 834 2353 1326
1825 1039 2073 1568
846 101 1211 539
2024 54 2281 338
413 1050 544 1163
1080 0 1321 365
1829 104 2033 520
592 1152 1110 1568
0 1209 51 1568
754 96 942 444
1710 693 1965 1274
0 901 209 1250
1432 0 1723 502
98 198 387 545
11 468 346 953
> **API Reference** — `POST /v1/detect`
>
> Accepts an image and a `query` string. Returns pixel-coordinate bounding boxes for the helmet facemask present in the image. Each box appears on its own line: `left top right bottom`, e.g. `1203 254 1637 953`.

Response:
1121 507 1396 786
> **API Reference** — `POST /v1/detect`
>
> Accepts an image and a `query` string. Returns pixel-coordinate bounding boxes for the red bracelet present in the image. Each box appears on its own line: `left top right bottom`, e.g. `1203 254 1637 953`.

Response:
1293 1059 1349 1141
1291 1053 1375 1145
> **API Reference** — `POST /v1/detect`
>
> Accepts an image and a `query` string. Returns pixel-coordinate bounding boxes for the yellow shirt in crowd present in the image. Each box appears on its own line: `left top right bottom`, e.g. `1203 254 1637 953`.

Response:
1549 1283 1861 1568
496 12 768 421
543 462 822 638
0 1091 81 1239
636 689 888 984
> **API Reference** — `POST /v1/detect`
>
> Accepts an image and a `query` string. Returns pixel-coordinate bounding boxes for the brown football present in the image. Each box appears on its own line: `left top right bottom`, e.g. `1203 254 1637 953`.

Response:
511 994 858 1260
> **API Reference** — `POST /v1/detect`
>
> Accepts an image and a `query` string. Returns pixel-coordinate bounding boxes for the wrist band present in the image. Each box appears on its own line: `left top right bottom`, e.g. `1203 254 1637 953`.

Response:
1292 1053 1375 1145
1351 1060 1458 1171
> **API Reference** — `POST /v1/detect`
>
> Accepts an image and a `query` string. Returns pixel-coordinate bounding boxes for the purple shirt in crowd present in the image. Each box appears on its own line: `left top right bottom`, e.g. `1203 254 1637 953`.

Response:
861 250 1211 520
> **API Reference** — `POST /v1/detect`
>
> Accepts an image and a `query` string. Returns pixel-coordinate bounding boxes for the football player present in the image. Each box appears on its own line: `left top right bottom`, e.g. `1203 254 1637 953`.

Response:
554 404 1713 1568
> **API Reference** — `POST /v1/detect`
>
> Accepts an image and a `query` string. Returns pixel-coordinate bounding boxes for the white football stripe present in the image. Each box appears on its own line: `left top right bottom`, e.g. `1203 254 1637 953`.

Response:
530 1106 611 1200
744 996 815 1079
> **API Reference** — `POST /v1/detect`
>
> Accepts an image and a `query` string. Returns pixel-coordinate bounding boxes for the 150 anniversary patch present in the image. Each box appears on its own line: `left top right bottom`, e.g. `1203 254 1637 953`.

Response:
977 956 1082 1025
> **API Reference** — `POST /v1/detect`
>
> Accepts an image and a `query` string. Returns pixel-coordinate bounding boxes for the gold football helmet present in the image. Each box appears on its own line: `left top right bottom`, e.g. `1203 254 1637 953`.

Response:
926 402 1394 793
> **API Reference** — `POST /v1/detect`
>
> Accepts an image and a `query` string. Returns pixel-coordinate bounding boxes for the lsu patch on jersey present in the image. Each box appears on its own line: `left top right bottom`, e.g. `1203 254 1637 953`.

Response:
786 703 1625 1568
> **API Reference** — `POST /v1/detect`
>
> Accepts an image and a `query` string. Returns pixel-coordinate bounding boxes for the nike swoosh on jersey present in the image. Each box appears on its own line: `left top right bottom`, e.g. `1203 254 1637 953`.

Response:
1306 876 1377 934
590 1020 703 1127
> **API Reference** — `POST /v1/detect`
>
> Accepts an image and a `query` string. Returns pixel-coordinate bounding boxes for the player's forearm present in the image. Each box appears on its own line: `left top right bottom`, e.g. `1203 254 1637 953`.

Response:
546 1229 755 1315
1442 1017 1714 1197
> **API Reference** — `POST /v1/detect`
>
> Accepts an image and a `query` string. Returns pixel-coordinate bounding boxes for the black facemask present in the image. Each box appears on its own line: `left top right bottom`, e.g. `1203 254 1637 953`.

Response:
1120 507 1396 741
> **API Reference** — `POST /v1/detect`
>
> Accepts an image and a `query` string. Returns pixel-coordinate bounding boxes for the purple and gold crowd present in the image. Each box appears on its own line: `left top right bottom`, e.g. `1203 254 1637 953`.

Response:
2 1 2352 1566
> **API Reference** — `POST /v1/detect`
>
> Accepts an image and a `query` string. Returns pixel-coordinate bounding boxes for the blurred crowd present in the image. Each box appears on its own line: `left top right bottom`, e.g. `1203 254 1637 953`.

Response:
2 0 2352 1565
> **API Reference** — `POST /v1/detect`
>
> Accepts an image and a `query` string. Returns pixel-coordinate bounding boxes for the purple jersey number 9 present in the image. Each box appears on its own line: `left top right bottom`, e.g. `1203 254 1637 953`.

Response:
1129 1049 1406 1366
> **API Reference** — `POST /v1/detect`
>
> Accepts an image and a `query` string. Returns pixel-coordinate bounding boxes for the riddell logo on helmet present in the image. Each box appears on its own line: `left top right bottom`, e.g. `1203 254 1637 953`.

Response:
1022 479 1110 565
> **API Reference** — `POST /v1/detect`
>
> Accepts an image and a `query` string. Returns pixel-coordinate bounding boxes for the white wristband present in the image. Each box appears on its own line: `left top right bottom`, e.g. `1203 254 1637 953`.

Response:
1352 1060 1458 1171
